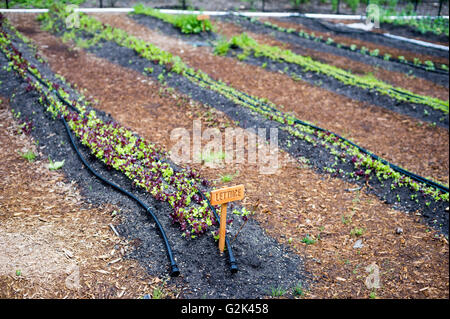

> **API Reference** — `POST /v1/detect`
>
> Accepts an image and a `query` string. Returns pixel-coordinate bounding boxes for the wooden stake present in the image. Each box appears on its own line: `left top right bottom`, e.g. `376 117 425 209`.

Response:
210 185 245 254
218 203 228 254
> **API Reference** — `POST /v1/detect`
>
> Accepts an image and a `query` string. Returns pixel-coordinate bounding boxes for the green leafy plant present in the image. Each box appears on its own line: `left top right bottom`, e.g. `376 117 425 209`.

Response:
220 171 239 183
48 157 65 170
133 4 213 34
270 286 286 297
301 235 316 245
292 282 305 297
20 150 36 162
152 287 164 299
342 214 353 225
350 227 365 237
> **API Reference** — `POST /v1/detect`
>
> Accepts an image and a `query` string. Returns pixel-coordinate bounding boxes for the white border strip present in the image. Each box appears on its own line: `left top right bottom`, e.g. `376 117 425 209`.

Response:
0 8 48 13
303 13 362 19
383 33 449 51
1 7 447 50
0 7 448 19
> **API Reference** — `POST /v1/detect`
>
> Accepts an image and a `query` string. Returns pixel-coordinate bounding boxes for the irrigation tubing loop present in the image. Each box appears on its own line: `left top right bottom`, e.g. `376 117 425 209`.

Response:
26 62 238 274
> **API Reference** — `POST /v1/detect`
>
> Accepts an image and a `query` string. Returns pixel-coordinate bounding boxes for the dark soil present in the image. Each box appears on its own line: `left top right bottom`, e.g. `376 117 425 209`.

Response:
37 18 449 236
0 27 309 299
282 16 449 59
129 13 217 46
131 12 448 128
230 47 449 128
218 15 449 87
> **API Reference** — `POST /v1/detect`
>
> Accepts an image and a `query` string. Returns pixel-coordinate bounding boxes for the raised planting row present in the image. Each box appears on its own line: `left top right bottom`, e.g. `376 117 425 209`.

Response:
127 9 448 124
379 15 449 38
1 16 314 297
220 15 449 88
245 16 449 74
132 4 213 35
213 33 449 125
36 5 449 235
0 14 253 243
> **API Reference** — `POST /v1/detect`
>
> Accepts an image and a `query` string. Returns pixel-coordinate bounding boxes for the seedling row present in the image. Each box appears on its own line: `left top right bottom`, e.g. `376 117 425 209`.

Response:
28 5 449 235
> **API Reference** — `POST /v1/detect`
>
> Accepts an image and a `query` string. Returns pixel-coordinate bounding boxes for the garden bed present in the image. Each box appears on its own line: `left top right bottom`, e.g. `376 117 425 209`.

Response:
94 12 450 186
30 10 449 235
128 10 449 100
376 22 448 45
1 8 449 300
282 16 449 58
130 13 450 122
130 11 218 45
221 42 448 128
222 15 449 87
0 98 175 299
212 19 449 101
0 20 309 298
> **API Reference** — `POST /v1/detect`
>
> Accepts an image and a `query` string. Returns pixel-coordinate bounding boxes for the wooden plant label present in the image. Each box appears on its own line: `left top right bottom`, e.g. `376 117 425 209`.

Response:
196 14 210 32
210 185 244 206
210 185 245 253
196 14 210 21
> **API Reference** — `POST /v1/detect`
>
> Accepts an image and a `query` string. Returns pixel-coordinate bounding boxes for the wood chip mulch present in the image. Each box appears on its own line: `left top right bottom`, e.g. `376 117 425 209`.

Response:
3 13 449 299
87 13 449 185
0 98 179 299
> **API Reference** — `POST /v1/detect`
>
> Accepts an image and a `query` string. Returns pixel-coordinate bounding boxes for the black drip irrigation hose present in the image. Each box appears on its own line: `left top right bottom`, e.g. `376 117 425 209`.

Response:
22 65 181 277
26 64 238 274
198 189 238 273
240 15 449 75
61 116 181 276
314 18 450 54
185 71 449 194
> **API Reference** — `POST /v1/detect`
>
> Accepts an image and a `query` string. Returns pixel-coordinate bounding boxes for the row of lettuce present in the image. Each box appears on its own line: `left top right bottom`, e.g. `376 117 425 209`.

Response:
37 6 448 204
131 5 448 114
0 13 229 239
133 4 214 34
245 17 449 74
380 15 449 37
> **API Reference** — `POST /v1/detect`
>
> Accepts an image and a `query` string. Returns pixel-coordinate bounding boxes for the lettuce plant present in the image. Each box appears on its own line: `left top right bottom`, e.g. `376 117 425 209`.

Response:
132 4 213 34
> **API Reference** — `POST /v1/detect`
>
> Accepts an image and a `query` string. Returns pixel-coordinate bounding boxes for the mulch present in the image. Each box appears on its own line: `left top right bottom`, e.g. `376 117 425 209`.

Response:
213 19 449 101
0 97 177 299
261 17 450 67
84 13 449 185
4 12 449 299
